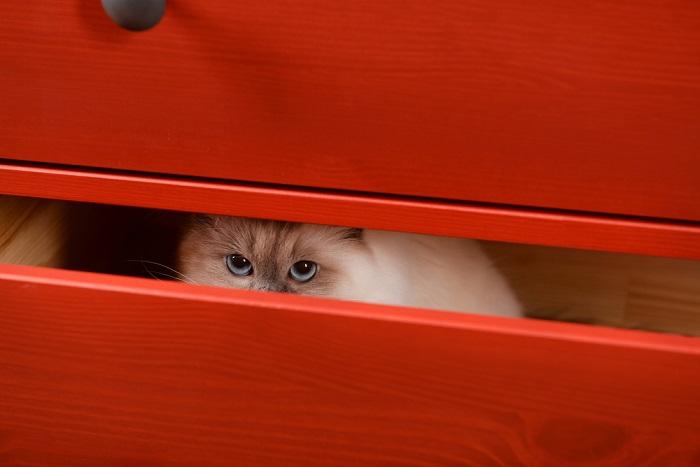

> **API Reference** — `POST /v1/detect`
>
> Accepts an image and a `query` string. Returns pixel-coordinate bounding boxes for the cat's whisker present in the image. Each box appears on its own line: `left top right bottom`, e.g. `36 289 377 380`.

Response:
140 265 164 281
143 266 193 284
126 259 199 285
151 271 191 283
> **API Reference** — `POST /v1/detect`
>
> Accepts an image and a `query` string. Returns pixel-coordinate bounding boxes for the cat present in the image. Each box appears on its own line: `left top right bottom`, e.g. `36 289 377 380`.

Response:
177 215 522 317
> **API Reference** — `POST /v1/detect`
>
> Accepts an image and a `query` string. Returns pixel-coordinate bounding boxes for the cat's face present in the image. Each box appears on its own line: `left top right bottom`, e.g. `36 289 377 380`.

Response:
177 215 364 296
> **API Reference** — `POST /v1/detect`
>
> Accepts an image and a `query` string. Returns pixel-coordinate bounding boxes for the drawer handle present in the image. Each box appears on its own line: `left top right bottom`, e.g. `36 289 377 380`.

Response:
101 0 166 31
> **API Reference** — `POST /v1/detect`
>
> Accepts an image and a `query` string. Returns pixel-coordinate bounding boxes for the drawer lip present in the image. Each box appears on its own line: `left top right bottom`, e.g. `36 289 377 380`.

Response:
2 161 700 260
2 262 698 355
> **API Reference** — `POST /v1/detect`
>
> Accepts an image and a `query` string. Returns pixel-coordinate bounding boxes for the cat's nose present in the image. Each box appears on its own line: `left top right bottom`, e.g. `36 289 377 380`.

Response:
254 282 291 293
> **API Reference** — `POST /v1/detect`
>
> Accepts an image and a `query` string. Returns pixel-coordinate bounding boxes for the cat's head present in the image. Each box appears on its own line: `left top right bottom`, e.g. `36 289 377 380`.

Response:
177 215 364 296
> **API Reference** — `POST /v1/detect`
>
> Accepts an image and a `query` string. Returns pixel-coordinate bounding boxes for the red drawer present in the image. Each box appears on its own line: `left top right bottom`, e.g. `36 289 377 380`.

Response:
2 1 700 221
1 263 699 465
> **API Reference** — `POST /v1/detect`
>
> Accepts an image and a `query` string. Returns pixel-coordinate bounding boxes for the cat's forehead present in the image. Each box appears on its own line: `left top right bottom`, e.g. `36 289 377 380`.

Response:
209 217 296 246
204 216 359 254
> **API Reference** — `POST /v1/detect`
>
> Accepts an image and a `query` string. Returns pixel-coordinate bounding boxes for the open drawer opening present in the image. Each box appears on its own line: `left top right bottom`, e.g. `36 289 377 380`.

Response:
2 194 699 336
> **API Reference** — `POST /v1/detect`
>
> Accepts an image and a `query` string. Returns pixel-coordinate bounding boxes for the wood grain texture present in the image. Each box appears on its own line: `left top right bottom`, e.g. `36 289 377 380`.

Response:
0 263 699 466
1 0 700 221
2 162 700 261
0 195 69 268
483 242 700 336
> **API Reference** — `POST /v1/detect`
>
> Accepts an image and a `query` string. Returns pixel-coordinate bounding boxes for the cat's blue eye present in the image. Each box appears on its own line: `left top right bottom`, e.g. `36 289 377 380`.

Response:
226 254 253 276
289 260 317 282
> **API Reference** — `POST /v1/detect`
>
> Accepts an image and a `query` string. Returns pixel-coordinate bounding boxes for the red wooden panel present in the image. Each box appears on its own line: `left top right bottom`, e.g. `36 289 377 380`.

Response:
2 161 700 260
0 263 699 465
1 1 699 221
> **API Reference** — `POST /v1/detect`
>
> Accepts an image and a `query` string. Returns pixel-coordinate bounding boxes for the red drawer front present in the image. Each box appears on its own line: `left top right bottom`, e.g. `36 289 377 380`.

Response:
2 1 700 221
3 162 700 261
1 264 699 465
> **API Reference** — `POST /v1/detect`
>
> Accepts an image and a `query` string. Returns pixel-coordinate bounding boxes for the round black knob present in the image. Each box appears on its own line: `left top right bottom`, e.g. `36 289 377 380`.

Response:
101 0 166 32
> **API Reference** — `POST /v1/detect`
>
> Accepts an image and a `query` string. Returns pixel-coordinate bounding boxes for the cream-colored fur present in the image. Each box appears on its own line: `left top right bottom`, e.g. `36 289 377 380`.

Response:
179 216 522 317
334 230 521 316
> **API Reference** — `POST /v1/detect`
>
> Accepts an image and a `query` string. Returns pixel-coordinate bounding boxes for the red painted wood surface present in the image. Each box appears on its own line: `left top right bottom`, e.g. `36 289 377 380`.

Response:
1 1 700 221
1 263 699 466
3 161 700 261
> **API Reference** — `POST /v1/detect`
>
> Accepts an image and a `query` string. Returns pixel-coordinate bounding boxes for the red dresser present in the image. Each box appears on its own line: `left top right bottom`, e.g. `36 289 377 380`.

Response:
1 1 699 464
